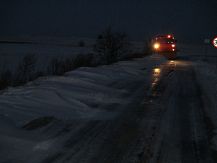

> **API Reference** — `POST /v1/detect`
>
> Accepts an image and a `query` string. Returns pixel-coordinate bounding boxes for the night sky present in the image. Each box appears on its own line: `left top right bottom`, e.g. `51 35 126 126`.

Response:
0 0 216 43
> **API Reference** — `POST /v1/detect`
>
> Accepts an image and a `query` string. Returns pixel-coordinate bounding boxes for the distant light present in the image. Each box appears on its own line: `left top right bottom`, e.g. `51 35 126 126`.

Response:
172 44 176 48
167 35 171 38
153 43 160 49
172 49 175 51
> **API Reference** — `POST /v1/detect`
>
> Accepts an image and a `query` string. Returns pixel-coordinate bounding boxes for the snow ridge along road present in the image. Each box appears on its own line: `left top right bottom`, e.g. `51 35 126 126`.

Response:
0 54 217 163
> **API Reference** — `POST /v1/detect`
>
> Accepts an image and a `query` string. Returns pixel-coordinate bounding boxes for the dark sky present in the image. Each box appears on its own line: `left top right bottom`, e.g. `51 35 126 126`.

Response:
0 0 216 42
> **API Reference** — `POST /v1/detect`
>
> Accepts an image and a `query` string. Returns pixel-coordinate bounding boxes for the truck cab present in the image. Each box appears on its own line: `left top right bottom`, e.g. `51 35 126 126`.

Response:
152 34 177 60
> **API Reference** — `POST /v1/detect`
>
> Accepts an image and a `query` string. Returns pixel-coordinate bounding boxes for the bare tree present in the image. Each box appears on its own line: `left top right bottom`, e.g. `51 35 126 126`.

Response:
78 40 85 47
15 54 37 85
94 27 130 64
47 58 63 75
0 69 12 90
47 53 94 76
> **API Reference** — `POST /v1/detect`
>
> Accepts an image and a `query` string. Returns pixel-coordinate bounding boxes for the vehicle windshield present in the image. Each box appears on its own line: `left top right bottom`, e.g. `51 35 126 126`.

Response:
156 38 175 44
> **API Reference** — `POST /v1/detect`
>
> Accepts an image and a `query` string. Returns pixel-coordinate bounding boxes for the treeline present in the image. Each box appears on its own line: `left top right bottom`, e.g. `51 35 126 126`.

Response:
0 28 150 91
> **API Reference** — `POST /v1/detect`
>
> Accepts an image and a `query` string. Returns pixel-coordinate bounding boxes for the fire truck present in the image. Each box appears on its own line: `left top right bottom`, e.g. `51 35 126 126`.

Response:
152 34 177 59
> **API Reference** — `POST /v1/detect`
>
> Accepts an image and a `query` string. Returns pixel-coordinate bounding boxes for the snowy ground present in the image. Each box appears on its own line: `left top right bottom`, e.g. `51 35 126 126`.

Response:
194 61 217 152
0 39 145 73
0 42 92 72
0 42 217 162
180 44 217 149
0 54 166 163
179 43 217 63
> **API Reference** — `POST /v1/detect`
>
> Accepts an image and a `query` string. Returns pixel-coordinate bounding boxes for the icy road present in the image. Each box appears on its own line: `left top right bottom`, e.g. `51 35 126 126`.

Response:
0 53 217 163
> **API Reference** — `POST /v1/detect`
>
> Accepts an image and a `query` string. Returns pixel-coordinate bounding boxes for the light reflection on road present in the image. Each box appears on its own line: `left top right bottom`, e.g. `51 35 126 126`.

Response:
151 67 162 98
151 60 177 97
168 60 177 70
149 59 191 99
152 68 161 89
171 60 192 67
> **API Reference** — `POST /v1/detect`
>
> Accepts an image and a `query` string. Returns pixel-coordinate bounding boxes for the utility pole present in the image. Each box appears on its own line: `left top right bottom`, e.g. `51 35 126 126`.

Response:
204 39 210 61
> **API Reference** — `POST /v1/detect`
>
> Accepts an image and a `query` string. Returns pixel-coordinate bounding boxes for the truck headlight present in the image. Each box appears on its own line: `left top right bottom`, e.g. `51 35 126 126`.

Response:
153 43 160 49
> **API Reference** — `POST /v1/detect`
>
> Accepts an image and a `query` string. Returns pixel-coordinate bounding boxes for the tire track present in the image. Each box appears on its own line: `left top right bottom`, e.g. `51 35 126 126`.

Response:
150 63 214 163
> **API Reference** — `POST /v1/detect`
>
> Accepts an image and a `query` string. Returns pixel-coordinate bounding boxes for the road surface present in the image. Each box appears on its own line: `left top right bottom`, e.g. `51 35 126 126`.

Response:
41 56 215 163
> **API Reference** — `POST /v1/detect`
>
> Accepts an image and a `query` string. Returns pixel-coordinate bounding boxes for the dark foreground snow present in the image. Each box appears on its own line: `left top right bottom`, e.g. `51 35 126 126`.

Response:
0 54 165 163
1 48 217 162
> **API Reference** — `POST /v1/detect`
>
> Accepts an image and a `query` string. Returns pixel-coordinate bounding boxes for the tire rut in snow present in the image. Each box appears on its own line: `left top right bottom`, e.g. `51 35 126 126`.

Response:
150 65 214 163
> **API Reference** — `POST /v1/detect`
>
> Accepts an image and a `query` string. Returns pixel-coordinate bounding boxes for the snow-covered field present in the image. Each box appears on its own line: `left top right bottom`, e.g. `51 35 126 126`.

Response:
0 55 164 124
179 43 217 63
0 39 145 73
0 54 165 163
0 43 93 72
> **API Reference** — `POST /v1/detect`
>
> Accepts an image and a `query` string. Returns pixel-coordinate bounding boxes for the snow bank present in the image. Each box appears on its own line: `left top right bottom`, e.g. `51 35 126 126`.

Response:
0 55 164 124
0 54 166 162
